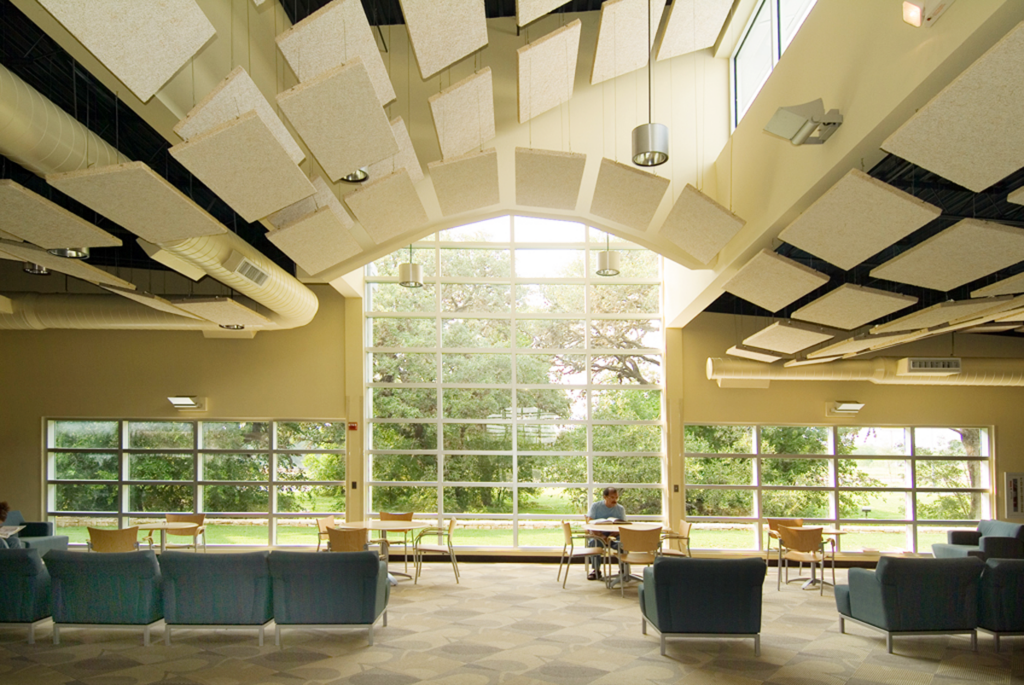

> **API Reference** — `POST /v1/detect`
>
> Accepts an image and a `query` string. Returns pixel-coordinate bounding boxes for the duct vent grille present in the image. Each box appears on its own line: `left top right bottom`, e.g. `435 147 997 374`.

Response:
224 251 269 287
897 357 962 375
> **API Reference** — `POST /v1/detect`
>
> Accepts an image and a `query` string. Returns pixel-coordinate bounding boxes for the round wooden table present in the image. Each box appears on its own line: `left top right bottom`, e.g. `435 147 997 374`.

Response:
135 521 198 553
336 520 431 581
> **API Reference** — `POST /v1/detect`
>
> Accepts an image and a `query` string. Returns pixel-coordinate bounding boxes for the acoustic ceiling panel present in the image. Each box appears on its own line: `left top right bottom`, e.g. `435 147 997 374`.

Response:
1010 187 1024 206
267 206 363 275
870 297 1016 334
723 250 830 313
38 0 215 102
267 176 352 231
726 345 781 363
784 356 843 367
0 180 121 249
169 110 316 223
47 162 227 244
517 20 581 123
972 272 1024 298
516 0 565 26
658 184 745 265
399 0 488 79
742 321 835 355
101 285 202 319
277 59 399 183
589 158 669 231
591 0 664 85
0 239 134 289
881 21 1024 192
429 68 495 160
344 169 429 244
367 118 424 184
869 219 1024 291
515 147 586 210
275 0 395 105
171 297 271 327
777 169 942 270
791 284 918 330
429 149 500 217
806 333 911 359
656 0 732 61
173 66 303 165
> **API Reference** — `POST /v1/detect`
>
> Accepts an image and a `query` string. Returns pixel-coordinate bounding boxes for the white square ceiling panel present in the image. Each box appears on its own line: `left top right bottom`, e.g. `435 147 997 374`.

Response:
869 219 1024 291
38 0 215 102
101 285 202 320
806 333 912 359
399 0 488 79
267 176 352 231
275 0 395 105
723 250 830 313
368 118 424 184
726 345 781 363
882 21 1024 192
516 0 566 26
0 180 121 249
869 297 1015 334
791 284 917 330
429 149 500 217
47 162 227 244
515 147 586 211
169 110 316 222
344 170 429 244
972 272 1024 298
0 239 134 289
658 184 746 265
589 158 669 231
517 20 581 123
778 169 942 270
742 321 835 355
591 0 664 85
171 297 271 327
429 68 495 160
656 0 732 61
267 206 363 276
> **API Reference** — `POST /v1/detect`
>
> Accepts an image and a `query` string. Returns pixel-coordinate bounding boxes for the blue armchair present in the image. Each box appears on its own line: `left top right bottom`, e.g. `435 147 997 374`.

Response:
638 556 766 656
2 511 69 555
268 550 389 646
932 520 1024 560
46 550 164 645
835 556 983 653
159 551 273 645
0 548 51 643
977 558 1024 651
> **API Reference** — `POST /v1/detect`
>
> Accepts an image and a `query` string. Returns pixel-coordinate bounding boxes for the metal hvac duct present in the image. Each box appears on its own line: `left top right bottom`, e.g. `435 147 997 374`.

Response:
707 357 1024 387
0 63 318 332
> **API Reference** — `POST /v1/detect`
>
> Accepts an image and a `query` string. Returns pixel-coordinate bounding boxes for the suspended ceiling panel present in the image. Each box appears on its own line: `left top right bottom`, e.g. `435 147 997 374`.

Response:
277 59 398 182
101 285 202 319
742 321 835 355
0 239 134 289
862 328 936 354
169 110 316 223
658 184 745 265
344 169 429 244
517 19 581 123
881 21 1024 192
515 147 586 210
47 162 227 245
368 118 424 184
429 149 500 217
267 176 352 231
0 180 121 249
516 0 565 26
429 68 495 160
656 0 732 61
791 284 917 330
806 332 912 359
589 158 669 231
972 272 1024 298
275 0 395 105
870 297 1016 334
37 0 215 102
267 206 363 276
723 250 829 313
1010 187 1024 206
784 356 843 367
869 218 1024 291
777 169 942 270
399 0 488 79
726 345 781 363
591 0 664 85
173 66 304 165
171 297 271 327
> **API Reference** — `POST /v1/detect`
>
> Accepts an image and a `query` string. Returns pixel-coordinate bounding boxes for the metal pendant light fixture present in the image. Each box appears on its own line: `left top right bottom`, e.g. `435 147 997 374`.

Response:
340 166 369 183
23 262 50 275
398 244 423 288
596 233 621 276
47 247 90 259
632 0 668 167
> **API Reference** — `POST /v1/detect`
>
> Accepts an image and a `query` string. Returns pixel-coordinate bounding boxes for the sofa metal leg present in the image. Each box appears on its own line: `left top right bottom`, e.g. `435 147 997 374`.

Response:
971 630 977 652
754 635 760 657
275 625 282 647
641 618 646 636
144 625 151 646
661 635 666 656
368 625 374 646
886 633 893 654
383 610 388 628
53 625 60 645
258 625 264 647
165 627 171 646
994 634 1000 652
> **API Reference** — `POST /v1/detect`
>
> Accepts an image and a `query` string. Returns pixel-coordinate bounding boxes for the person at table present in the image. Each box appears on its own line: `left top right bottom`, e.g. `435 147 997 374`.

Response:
585 487 626 580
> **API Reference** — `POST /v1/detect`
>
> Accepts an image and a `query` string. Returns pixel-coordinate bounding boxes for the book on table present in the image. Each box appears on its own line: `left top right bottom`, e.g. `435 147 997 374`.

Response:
589 518 626 525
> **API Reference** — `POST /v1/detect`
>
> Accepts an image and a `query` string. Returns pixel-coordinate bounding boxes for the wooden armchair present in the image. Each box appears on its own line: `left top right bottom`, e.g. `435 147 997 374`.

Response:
413 518 459 584
87 526 140 553
765 517 804 554
166 513 206 552
661 520 692 557
617 525 662 596
777 525 834 595
316 515 335 551
556 521 605 588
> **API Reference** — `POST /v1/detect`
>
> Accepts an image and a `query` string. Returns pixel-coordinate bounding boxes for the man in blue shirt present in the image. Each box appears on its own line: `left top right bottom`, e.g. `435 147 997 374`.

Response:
585 487 626 580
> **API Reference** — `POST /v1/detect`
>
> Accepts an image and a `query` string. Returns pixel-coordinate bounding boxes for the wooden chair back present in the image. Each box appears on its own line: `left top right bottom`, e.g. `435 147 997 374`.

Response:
561 521 574 546
767 518 804 535
380 511 414 522
88 526 139 553
327 526 368 552
316 516 335 535
777 525 822 554
166 513 204 538
620 525 663 555
676 520 693 538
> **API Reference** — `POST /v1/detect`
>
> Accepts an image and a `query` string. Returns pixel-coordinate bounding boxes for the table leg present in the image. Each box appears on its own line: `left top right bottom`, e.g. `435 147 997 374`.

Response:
160 529 168 554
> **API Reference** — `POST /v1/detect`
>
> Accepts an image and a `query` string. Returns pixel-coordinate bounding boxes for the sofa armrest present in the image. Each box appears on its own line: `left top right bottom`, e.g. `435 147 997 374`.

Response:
640 567 658 630
19 522 54 537
848 568 890 629
375 560 390 620
980 536 1024 559
948 530 981 545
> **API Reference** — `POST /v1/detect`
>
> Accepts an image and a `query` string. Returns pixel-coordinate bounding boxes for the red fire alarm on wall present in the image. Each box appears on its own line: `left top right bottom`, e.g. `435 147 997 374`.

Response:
347 422 358 431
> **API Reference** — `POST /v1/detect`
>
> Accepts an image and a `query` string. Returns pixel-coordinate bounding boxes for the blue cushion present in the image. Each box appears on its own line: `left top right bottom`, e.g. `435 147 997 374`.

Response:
0 549 51 623
268 551 388 626
160 551 272 626
978 559 1024 632
46 550 163 625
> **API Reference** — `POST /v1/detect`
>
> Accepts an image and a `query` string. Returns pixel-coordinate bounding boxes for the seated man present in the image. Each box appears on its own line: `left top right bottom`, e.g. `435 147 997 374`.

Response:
585 487 626 581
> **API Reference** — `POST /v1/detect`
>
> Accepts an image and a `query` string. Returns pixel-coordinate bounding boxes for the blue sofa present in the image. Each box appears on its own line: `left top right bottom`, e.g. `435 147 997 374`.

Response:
0 549 51 643
268 550 389 646
977 558 1024 651
46 550 164 645
835 556 984 653
639 556 767 656
932 520 1024 560
2 511 69 555
159 550 273 645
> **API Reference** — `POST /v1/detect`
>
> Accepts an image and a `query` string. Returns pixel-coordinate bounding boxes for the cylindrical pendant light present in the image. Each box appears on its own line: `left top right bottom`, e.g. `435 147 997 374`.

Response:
631 0 668 167
398 244 423 288
47 247 90 259
596 233 621 277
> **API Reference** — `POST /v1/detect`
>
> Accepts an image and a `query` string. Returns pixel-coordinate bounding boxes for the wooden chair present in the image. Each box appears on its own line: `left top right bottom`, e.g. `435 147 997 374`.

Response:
660 520 692 557
87 526 140 553
413 518 459 584
616 525 662 596
777 525 835 595
765 517 804 554
165 513 206 552
556 521 605 588
379 511 414 573
316 515 335 551
327 527 388 562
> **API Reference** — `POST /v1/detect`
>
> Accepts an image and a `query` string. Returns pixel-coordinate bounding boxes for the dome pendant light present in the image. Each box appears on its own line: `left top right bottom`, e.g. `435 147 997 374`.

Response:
596 233 621 277
398 244 423 288
632 0 668 167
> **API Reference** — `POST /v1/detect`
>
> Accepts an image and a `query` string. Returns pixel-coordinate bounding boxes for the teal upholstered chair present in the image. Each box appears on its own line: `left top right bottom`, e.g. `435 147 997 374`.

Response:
0 548 52 643
2 511 68 555
835 556 984 654
932 520 1024 560
639 556 767 656
46 549 164 645
159 551 273 645
977 558 1024 651
268 550 389 646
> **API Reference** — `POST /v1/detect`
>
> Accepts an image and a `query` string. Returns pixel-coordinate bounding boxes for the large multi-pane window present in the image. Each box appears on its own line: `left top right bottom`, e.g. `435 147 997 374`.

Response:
46 420 345 545
365 216 665 547
684 424 992 553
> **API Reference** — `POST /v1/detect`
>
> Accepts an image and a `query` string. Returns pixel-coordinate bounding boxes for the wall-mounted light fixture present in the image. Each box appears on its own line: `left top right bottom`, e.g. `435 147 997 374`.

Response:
168 396 207 412
903 0 955 28
764 99 842 146
826 400 864 417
